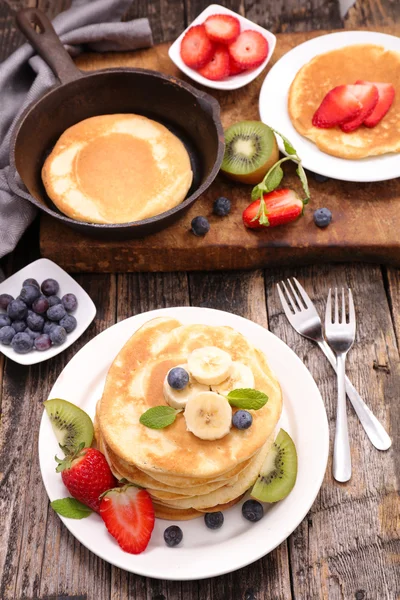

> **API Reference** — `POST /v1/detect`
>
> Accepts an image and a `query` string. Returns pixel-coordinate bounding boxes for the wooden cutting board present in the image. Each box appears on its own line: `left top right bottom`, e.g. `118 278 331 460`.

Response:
40 27 400 272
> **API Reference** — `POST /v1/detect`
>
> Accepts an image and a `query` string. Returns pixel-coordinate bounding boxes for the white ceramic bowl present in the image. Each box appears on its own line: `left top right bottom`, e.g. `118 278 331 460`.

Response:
0 258 96 365
168 4 276 91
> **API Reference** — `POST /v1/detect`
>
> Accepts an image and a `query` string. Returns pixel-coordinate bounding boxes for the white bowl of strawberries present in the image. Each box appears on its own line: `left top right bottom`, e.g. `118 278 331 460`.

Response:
168 4 276 90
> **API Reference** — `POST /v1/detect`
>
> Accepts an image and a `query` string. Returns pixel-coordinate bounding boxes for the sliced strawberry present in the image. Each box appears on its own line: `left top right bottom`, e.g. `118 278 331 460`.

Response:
312 85 362 128
355 80 395 127
228 30 268 69
229 55 246 75
100 485 155 554
204 14 240 45
243 189 303 229
180 25 215 69
340 84 379 132
198 45 230 80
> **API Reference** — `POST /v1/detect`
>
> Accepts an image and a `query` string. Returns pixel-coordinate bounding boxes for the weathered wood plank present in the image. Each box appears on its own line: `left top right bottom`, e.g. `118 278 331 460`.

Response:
0 0 33 61
244 0 341 33
125 0 185 44
345 0 400 28
265 264 400 600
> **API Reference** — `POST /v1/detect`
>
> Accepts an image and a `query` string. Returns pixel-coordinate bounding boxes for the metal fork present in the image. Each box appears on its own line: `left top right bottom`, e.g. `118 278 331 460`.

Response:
277 278 391 451
325 288 355 482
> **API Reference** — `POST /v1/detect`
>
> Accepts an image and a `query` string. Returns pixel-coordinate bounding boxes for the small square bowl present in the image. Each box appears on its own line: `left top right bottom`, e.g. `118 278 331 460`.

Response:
168 3 276 91
0 258 96 365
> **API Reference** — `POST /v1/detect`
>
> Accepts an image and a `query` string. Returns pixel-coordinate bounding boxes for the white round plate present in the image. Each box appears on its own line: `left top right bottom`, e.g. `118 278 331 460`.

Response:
38 307 329 580
259 31 400 182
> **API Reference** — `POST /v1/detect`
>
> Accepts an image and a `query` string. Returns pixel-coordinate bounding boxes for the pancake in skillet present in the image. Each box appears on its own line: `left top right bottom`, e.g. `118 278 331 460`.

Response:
42 114 193 224
288 44 400 159
98 318 282 480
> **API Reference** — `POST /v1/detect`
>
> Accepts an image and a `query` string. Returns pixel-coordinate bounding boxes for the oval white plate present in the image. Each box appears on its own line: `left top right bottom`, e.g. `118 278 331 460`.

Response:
38 307 328 580
259 31 400 182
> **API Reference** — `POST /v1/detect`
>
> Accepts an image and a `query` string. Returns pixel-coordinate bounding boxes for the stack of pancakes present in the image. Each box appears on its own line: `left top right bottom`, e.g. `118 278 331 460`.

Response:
95 317 282 520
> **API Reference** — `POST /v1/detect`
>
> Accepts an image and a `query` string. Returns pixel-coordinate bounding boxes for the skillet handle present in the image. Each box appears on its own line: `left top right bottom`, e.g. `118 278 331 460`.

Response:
16 8 82 85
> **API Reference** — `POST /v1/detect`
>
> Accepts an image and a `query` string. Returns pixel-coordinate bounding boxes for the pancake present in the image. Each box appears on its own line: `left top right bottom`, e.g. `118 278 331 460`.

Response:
152 496 244 521
98 318 282 480
288 44 400 159
42 114 193 224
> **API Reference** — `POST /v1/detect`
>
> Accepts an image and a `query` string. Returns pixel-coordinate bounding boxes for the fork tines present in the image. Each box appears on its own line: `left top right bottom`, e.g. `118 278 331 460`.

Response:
326 288 356 327
277 277 312 315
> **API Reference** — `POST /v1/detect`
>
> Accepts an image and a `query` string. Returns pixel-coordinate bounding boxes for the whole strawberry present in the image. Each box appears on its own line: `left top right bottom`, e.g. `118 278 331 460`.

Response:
56 445 117 512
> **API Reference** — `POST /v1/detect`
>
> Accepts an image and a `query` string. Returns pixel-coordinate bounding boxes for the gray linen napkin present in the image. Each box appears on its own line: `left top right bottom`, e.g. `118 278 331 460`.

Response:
0 0 153 274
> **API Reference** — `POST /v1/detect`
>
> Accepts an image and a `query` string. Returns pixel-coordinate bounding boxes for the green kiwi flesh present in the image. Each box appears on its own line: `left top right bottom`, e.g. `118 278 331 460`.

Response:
251 429 297 503
44 398 94 455
221 121 278 179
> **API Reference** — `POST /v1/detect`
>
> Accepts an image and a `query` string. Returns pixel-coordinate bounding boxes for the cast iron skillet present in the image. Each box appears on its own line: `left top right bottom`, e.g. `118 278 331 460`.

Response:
9 8 225 239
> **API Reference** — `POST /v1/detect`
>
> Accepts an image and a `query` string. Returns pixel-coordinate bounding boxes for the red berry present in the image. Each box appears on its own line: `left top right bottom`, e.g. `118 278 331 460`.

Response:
340 84 379 132
312 85 362 129
198 45 230 81
355 80 395 128
229 55 245 75
228 30 268 69
243 189 303 229
204 14 240 45
180 25 215 69
57 447 117 513
100 485 155 554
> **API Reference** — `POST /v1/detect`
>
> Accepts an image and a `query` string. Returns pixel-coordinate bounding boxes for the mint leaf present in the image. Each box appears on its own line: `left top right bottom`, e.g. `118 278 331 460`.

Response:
140 405 181 429
264 163 284 192
296 164 310 204
272 128 297 155
227 389 269 410
51 498 92 519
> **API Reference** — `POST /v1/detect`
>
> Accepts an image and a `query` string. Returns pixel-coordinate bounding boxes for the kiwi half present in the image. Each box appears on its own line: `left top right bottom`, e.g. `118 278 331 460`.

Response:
44 398 94 455
221 121 279 184
251 429 297 503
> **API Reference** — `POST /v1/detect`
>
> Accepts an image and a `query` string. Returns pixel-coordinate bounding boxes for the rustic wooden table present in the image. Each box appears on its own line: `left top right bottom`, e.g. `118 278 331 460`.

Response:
0 1 399 599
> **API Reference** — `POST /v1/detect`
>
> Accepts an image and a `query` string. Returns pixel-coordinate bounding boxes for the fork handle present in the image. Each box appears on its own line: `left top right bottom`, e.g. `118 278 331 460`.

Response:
317 340 391 451
333 353 352 482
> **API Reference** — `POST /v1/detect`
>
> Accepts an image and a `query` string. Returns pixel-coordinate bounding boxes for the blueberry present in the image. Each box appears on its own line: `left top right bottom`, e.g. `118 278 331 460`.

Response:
191 216 210 236
59 314 77 333
0 326 16 345
309 171 329 183
27 312 44 332
11 332 34 354
11 320 27 333
61 293 78 312
47 295 61 307
19 284 41 306
313 208 332 228
49 325 67 346
43 320 57 335
32 295 50 315
23 278 40 288
232 410 253 430
204 511 224 529
167 366 189 390
163 525 183 547
242 499 264 522
0 294 14 311
41 278 59 296
0 315 11 328
213 196 231 216
25 327 41 340
7 299 27 320
34 334 52 351
47 304 66 321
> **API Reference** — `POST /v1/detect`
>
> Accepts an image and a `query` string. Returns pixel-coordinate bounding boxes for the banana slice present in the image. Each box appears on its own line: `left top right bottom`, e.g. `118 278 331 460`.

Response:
184 391 232 441
211 361 255 396
163 364 209 409
187 346 233 385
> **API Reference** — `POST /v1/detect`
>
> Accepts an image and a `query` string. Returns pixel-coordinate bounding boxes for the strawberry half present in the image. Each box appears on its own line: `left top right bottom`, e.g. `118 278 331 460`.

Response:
180 25 215 69
355 80 395 128
198 45 230 80
56 446 117 513
312 85 362 128
100 485 155 554
204 14 240 45
228 30 268 69
340 84 379 132
243 189 303 229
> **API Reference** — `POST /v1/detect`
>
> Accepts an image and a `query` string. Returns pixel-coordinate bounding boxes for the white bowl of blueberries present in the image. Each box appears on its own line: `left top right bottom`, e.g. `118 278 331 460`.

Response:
0 258 96 365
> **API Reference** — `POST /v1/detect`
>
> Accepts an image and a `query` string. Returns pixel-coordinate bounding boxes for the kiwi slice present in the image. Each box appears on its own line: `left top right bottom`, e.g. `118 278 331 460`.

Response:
251 429 297 503
221 121 279 184
44 398 94 455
